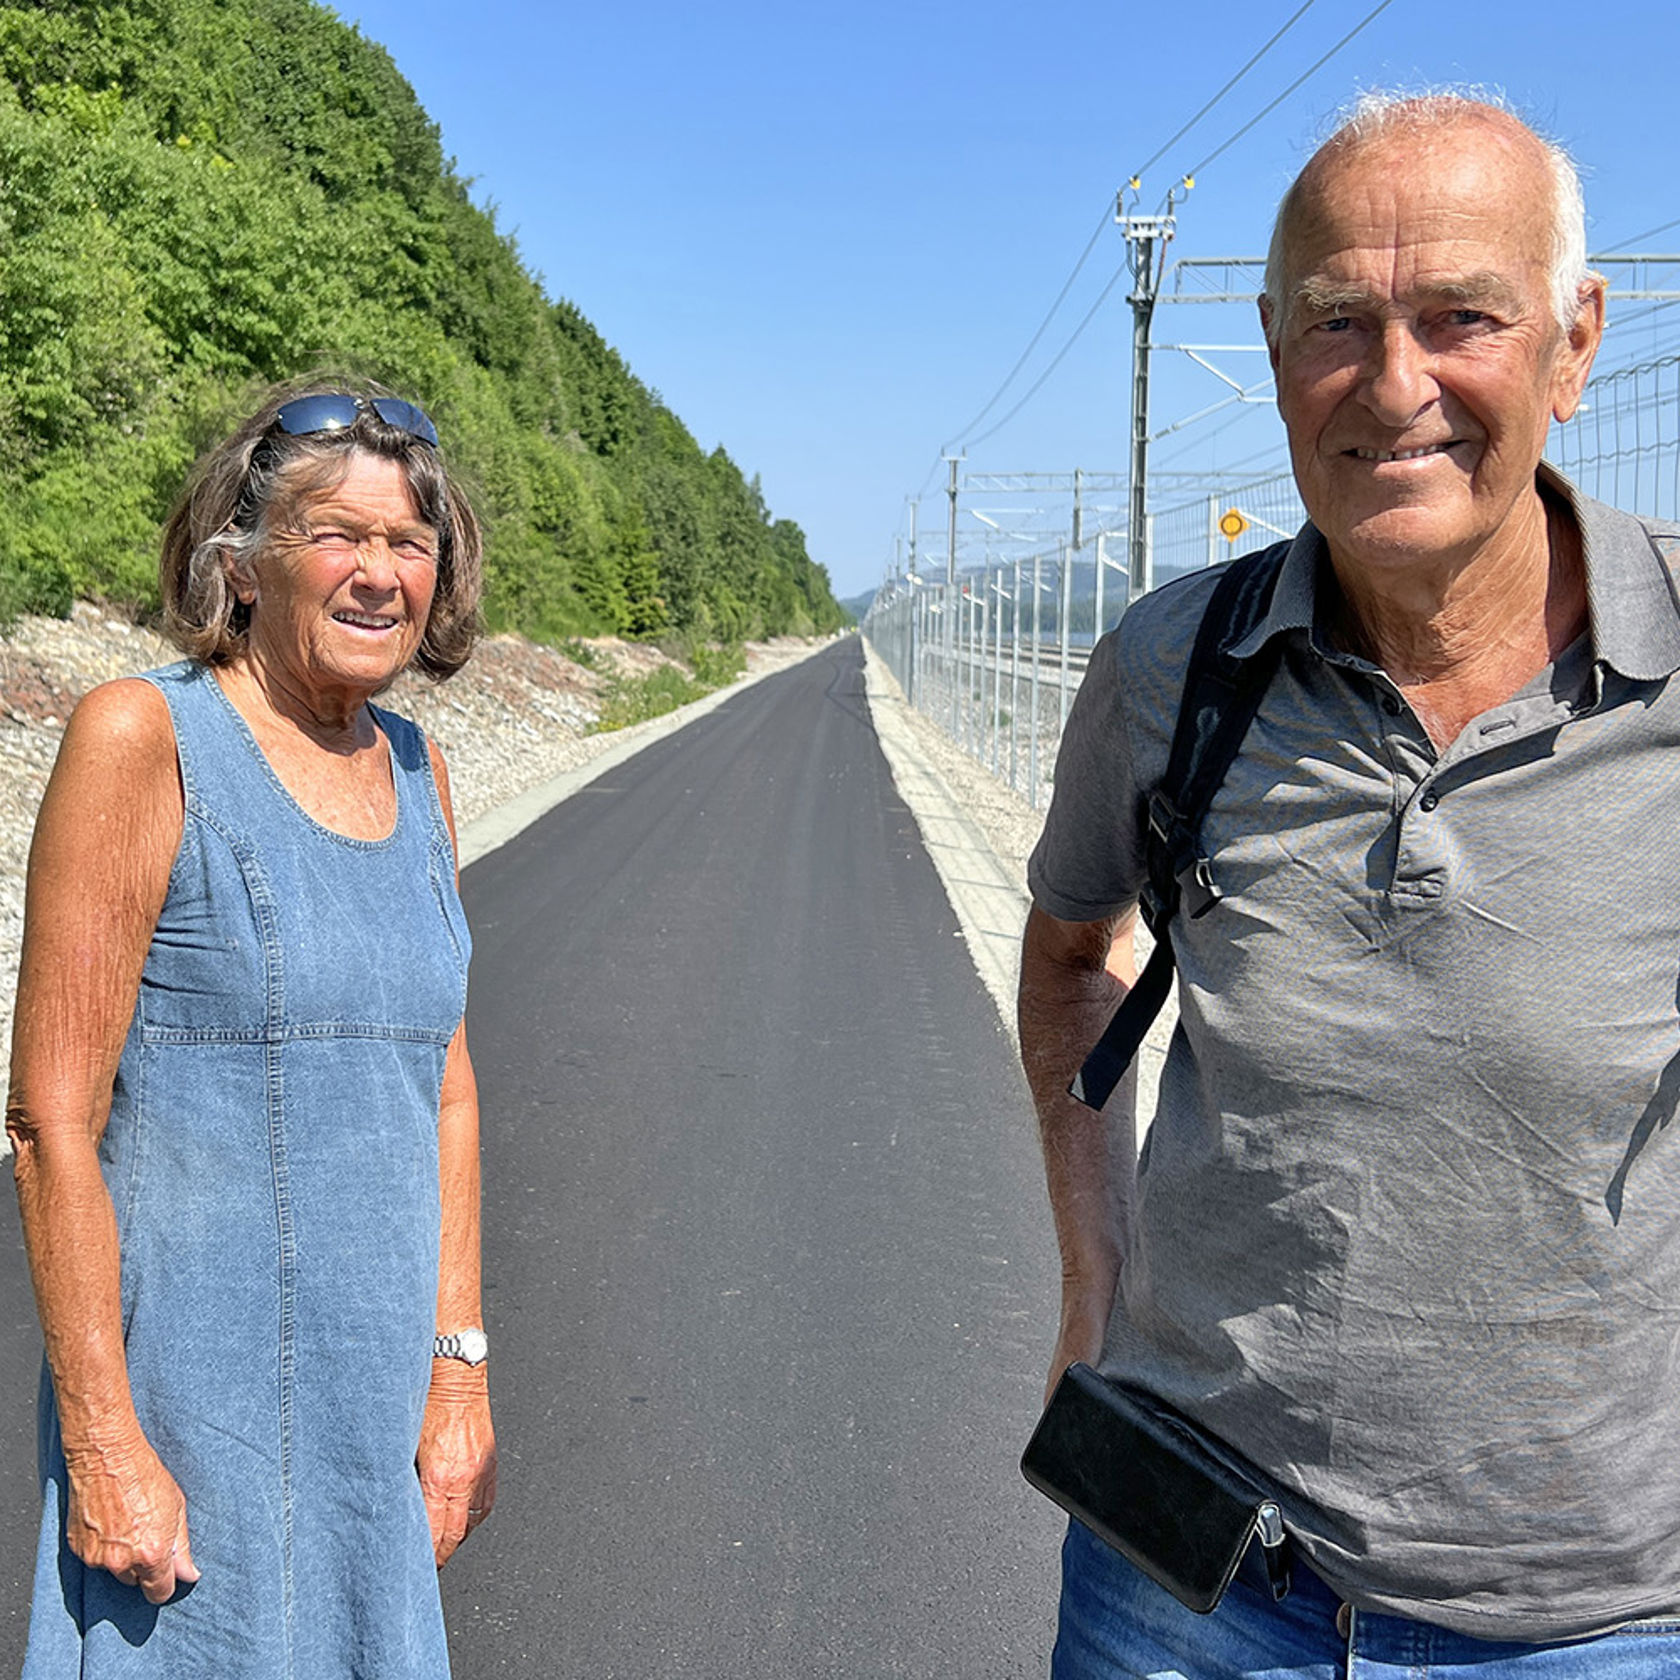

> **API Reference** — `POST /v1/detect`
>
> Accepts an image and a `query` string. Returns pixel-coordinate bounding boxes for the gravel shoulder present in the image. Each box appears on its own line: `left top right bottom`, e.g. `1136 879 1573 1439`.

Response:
3 614 1167 1137
859 637 1174 1125
0 606 820 1106
866 653 1048 892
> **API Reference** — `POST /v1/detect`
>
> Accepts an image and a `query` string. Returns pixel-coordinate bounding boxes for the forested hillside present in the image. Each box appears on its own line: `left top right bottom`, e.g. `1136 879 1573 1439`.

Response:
0 0 845 641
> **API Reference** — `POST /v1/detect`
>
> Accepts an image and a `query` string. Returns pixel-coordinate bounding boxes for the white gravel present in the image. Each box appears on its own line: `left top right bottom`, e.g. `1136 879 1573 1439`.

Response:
862 640 1173 1124
2 620 1083 1134
0 607 817 1112
873 665 1049 893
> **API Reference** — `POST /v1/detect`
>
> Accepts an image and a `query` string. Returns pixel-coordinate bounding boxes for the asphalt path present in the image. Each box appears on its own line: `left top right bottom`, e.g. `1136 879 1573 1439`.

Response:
0 634 1064 1676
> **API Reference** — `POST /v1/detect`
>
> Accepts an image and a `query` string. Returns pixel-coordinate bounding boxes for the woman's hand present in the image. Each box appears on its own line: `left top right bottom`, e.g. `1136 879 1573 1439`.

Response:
423 756 494 1568
9 680 192 1605
64 1430 199 1604
417 1366 496 1567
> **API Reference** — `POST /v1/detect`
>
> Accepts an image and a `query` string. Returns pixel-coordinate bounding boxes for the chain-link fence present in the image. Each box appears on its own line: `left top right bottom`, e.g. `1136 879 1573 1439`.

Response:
1550 355 1680 520
1150 471 1307 587
863 552 1096 811
867 354 1680 808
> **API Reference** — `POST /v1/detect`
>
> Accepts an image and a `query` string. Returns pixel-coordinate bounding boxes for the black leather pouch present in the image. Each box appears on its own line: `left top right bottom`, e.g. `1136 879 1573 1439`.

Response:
1021 1363 1290 1614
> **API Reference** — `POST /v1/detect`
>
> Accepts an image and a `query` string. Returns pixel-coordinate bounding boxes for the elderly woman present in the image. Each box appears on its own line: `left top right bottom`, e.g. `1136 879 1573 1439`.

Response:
8 383 497 1678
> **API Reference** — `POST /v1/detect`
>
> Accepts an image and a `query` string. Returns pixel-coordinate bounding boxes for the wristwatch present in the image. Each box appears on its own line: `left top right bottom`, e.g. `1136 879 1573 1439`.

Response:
433 1328 489 1366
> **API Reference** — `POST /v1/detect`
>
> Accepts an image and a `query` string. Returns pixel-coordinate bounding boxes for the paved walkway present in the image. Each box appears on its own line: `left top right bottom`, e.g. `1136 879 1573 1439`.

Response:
0 636 1065 1678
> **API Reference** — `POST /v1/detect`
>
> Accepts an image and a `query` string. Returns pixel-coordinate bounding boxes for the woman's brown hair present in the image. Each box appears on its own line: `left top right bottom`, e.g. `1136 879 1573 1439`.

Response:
160 377 482 680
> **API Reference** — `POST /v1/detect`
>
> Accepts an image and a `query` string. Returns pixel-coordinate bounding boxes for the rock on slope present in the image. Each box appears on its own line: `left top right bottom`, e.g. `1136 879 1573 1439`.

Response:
0 606 815 1107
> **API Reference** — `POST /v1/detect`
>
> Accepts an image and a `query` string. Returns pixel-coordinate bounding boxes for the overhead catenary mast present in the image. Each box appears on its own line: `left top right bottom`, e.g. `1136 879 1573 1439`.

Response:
1116 178 1190 603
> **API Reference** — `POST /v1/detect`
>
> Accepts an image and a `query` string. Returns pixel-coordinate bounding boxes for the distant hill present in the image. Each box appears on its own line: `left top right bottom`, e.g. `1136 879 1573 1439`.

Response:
0 0 844 643
839 589 877 624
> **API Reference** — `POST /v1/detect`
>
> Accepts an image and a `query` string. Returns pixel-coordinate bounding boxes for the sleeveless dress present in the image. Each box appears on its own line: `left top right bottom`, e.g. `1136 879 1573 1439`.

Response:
23 661 472 1679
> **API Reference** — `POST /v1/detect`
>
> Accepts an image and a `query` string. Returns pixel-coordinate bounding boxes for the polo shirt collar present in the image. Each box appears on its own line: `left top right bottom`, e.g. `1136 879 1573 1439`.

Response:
1554 466 1680 682
1224 523 1322 659
1225 463 1680 680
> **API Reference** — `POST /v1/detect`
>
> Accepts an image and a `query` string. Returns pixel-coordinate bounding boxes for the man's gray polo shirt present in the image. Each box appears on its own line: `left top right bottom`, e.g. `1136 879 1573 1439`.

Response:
1028 470 1680 1640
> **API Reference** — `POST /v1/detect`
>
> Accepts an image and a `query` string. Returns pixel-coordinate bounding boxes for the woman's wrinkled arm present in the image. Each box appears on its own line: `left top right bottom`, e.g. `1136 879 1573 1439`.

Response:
417 741 496 1567
6 678 198 1603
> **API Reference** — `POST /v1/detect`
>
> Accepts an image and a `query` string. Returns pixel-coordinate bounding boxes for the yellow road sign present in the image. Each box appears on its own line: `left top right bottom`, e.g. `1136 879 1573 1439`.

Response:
1218 508 1250 542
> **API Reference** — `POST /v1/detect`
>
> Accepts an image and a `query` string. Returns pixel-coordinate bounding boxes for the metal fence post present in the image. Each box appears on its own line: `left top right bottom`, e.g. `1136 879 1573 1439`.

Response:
1010 557 1022 795
991 567 1005 777
1029 551 1043 810
1058 542 1073 737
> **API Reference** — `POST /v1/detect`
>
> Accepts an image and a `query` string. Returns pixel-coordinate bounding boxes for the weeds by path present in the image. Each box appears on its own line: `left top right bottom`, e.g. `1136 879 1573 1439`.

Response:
590 641 746 732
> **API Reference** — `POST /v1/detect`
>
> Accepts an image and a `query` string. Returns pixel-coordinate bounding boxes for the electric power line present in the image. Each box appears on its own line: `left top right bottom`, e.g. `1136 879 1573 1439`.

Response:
933 0 1331 464
1601 216 1680 254
1129 0 1320 186
1154 401 1282 468
961 261 1133 452
1183 0 1399 180
1603 298 1680 337
905 0 1399 536
938 201 1115 455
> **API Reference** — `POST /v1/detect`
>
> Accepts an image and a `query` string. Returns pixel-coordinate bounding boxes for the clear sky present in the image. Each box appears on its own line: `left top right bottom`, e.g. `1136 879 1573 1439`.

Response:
336 0 1680 600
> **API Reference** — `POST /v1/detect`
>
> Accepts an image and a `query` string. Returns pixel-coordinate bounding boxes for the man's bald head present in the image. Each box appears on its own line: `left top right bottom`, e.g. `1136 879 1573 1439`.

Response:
1262 94 1591 348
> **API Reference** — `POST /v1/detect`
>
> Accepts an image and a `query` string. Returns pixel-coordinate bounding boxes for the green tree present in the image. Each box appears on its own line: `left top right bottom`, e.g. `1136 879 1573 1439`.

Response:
0 0 843 644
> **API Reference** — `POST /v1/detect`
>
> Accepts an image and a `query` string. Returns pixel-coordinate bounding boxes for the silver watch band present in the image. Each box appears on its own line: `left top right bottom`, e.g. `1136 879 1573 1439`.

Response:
432 1328 489 1366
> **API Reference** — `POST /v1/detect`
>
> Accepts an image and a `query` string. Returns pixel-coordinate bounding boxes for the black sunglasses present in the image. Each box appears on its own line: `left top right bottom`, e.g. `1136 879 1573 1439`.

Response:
271 393 440 448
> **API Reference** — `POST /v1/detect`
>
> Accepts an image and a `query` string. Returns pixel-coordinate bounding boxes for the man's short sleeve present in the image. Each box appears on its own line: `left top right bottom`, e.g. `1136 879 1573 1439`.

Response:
1025 572 1219 923
1026 627 1148 922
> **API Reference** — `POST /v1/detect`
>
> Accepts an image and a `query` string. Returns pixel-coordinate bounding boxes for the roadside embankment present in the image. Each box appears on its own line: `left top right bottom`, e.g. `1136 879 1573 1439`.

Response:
5 622 1173 1138
0 606 820 1110
859 638 1175 1122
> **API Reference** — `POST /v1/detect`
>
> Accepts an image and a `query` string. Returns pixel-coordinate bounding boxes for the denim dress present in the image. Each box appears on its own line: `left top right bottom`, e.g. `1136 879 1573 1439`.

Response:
24 661 472 1679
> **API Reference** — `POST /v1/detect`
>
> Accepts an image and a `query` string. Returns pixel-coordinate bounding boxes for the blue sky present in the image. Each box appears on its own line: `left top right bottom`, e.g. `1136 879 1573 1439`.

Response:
337 0 1680 600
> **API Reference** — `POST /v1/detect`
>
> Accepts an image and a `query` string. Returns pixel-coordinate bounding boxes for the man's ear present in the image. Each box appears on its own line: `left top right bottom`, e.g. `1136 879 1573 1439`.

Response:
1259 297 1281 379
1552 274 1606 424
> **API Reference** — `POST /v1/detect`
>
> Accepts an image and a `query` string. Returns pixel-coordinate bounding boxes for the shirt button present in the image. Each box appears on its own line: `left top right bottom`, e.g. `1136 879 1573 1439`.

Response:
1419 789 1439 812
1336 1602 1354 1640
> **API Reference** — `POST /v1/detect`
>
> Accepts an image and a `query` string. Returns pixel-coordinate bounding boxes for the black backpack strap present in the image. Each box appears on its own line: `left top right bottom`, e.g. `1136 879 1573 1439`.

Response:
1068 545 1289 1111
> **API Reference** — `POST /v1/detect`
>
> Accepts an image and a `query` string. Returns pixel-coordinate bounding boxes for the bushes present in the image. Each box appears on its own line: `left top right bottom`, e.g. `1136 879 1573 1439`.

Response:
589 640 747 734
663 634 745 688
590 665 710 733
0 0 847 644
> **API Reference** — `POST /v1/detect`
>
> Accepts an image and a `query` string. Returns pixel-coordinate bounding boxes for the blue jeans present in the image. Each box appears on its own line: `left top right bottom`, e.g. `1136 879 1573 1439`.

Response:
1053 1519 1680 1678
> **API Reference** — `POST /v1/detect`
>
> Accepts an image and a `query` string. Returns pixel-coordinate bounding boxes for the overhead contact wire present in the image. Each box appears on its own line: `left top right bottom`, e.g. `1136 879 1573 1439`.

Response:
1129 0 1320 184
940 202 1116 454
1184 0 1399 179
935 0 1338 460
946 0 1321 458
962 261 1132 451
908 0 1393 534
1602 216 1680 253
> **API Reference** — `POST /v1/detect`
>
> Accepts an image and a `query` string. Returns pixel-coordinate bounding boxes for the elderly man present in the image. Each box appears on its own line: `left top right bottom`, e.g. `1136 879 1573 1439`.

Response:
1020 93 1680 1677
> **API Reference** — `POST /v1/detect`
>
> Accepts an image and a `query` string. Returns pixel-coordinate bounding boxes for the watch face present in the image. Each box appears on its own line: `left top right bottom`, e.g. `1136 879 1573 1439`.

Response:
457 1329 489 1365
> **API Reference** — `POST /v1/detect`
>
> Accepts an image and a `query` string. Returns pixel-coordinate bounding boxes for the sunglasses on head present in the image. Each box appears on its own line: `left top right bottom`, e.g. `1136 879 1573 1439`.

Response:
271 393 440 448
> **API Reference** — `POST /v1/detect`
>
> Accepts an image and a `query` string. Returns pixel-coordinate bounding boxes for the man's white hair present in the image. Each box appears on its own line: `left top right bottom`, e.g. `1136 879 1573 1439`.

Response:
1261 90 1591 345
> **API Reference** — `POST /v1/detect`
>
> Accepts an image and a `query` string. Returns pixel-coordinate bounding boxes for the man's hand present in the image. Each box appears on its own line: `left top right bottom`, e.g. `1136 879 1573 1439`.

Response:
1019 904 1137 1409
64 1430 199 1604
1045 1276 1119 1408
418 1367 496 1568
